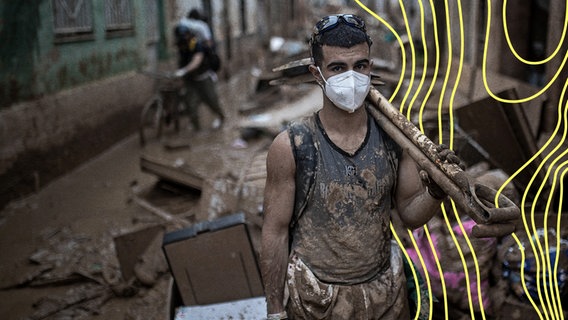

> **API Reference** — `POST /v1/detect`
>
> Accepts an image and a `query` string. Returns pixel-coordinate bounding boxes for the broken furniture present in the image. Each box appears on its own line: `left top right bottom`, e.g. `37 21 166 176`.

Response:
162 212 264 310
140 155 204 192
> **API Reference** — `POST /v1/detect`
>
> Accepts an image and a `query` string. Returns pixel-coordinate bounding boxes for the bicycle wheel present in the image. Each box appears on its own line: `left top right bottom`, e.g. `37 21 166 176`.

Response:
139 96 164 146
161 89 182 134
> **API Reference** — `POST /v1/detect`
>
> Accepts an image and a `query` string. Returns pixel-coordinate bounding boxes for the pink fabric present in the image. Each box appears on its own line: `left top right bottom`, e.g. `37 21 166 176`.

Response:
406 219 496 312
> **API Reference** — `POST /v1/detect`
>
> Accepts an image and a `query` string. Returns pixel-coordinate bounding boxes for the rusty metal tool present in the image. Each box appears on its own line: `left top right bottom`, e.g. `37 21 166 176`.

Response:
366 87 520 238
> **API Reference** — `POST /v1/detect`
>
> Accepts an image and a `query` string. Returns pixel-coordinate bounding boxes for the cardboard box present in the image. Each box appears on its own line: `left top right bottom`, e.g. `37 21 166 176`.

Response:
162 213 264 306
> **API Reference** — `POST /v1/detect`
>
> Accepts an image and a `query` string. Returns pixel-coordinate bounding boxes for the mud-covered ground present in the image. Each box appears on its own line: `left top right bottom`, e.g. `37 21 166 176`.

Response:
0 132 170 319
0 78 318 319
4 63 551 319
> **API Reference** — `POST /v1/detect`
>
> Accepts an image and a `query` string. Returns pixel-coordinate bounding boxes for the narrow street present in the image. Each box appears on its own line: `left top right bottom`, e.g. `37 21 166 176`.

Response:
2 66 567 320
0 132 164 319
2 1 567 319
0 76 320 319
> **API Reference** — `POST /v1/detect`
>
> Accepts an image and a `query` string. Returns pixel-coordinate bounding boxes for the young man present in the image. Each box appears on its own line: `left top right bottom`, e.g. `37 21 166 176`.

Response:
174 24 225 131
260 14 449 319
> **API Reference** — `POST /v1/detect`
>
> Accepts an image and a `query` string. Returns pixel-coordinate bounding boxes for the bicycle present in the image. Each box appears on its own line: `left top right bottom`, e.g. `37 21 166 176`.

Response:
139 70 185 146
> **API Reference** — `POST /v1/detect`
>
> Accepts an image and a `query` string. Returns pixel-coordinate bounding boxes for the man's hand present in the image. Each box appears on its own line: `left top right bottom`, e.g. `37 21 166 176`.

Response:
420 144 465 200
420 170 446 200
436 144 465 169
174 68 187 78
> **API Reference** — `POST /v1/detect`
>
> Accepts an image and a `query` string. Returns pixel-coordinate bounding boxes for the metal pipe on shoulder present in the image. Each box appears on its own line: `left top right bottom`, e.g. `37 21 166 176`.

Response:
366 87 519 238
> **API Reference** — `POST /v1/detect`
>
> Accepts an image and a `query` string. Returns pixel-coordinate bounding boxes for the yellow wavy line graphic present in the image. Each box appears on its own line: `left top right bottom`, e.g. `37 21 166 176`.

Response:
495 85 568 320
405 0 429 121
418 0 442 135
440 202 477 319
512 232 544 319
502 0 567 65
396 0 418 116
390 223 426 320
355 0 567 318
450 200 487 319
544 159 568 320
355 0 407 101
424 225 449 319
482 0 568 104
408 227 435 319
515 81 567 319
553 164 568 320
534 129 568 319
436 0 454 145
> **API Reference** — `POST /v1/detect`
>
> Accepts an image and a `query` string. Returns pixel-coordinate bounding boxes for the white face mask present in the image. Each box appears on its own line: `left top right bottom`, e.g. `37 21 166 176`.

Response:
318 68 371 113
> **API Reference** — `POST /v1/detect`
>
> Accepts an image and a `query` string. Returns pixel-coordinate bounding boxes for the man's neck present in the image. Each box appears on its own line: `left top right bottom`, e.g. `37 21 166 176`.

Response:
319 100 368 133
318 101 368 155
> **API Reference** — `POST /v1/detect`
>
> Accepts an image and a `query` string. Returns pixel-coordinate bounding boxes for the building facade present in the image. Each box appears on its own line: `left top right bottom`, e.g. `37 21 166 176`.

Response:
0 0 307 208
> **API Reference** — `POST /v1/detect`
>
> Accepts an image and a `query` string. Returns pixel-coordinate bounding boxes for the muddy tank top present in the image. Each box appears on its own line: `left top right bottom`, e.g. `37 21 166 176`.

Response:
290 111 399 285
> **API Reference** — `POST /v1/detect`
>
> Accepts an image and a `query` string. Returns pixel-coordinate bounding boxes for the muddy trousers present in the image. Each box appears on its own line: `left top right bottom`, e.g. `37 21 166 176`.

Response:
183 75 225 130
285 243 410 320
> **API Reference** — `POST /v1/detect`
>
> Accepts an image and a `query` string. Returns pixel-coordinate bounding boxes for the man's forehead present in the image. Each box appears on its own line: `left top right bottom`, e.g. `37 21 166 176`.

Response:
321 43 370 62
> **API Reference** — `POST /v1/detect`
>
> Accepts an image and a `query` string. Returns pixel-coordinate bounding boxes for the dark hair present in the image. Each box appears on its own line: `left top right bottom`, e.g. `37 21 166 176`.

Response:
174 24 194 46
310 23 372 66
188 9 203 21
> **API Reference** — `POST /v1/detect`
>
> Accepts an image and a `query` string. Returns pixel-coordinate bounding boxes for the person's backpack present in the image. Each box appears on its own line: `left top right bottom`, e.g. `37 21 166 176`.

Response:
205 46 221 72
287 116 318 231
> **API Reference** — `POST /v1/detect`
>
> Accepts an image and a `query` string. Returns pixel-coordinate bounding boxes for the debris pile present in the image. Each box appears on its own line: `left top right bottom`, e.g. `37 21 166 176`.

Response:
5 56 567 319
2 226 170 319
399 86 568 318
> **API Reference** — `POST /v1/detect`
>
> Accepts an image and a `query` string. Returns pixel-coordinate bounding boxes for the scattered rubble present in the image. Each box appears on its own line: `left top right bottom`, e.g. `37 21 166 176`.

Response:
3 53 568 319
3 225 168 319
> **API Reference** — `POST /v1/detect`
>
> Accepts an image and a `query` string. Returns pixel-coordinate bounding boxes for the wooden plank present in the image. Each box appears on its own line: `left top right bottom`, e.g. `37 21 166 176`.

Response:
140 155 204 191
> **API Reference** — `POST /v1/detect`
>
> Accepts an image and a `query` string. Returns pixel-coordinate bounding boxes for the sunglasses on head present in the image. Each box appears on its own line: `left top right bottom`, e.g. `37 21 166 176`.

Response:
313 14 366 36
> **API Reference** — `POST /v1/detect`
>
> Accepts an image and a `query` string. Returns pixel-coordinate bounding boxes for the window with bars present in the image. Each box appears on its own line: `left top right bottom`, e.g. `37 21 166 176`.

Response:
52 0 93 35
104 0 134 31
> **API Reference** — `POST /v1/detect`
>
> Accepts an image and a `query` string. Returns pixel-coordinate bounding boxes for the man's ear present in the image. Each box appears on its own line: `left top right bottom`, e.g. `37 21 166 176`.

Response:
309 64 323 85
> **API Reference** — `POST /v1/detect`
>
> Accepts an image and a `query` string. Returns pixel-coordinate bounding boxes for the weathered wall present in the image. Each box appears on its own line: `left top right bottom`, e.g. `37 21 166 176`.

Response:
0 1 158 108
0 72 153 206
0 2 40 108
0 0 168 208
0 0 310 208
